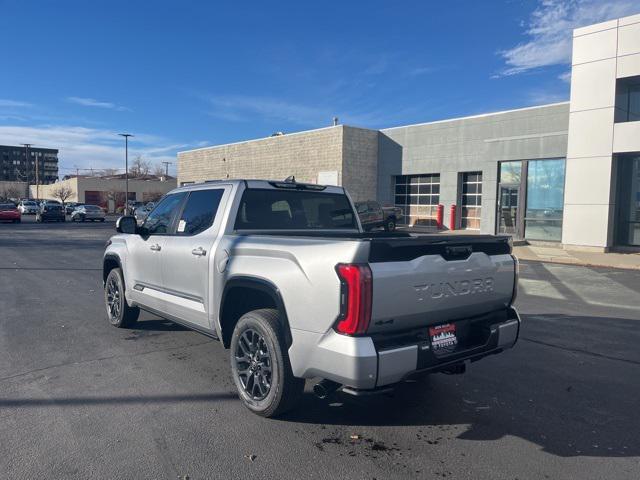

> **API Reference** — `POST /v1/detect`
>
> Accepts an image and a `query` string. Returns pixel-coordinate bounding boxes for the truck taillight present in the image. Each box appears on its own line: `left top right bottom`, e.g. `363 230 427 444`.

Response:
335 264 372 335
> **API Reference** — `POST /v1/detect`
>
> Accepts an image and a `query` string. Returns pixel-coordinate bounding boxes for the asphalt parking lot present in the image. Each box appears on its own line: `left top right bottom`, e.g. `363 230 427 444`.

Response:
1 220 639 479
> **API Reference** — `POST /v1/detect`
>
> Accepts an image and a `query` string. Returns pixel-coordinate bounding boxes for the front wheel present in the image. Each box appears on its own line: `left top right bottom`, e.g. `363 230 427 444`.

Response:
104 267 140 327
230 309 304 417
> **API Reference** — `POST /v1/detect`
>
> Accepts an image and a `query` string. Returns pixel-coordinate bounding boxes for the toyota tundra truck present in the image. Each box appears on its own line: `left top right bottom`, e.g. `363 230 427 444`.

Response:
103 178 520 417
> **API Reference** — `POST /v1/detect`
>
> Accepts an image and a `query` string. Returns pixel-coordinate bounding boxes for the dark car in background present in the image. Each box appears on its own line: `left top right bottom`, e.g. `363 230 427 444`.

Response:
354 201 402 232
36 203 65 223
0 203 21 223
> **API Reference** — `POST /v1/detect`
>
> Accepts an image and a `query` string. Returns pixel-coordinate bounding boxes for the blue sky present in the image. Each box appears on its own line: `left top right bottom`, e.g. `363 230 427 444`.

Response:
0 0 638 175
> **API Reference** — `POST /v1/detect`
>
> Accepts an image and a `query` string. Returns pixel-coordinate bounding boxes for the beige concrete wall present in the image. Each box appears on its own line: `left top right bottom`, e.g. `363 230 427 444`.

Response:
178 126 345 186
32 177 176 207
341 126 379 202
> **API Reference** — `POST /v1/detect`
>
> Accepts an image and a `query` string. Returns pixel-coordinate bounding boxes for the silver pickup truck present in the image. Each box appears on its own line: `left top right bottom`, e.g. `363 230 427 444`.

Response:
103 178 520 417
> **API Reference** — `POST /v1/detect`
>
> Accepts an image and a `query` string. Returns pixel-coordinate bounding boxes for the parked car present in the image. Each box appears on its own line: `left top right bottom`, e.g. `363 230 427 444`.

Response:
36 203 65 222
17 200 39 215
71 204 106 222
355 200 403 232
65 202 84 215
0 203 21 223
103 178 520 417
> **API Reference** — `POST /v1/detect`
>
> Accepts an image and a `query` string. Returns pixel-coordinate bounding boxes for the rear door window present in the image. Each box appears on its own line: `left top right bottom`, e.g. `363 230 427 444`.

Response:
235 189 356 230
176 189 224 236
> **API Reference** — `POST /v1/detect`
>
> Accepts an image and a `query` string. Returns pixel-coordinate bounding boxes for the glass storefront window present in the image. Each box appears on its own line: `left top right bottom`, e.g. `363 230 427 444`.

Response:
524 159 565 241
615 154 640 246
499 161 522 184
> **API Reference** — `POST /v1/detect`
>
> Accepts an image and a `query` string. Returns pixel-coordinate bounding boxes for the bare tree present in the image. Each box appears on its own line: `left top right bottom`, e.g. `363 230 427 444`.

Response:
2 186 22 200
152 163 166 177
51 185 75 206
129 156 151 178
100 168 120 177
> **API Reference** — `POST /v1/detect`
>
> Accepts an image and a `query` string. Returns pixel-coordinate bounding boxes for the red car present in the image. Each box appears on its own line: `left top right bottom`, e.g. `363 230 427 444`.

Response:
0 203 21 223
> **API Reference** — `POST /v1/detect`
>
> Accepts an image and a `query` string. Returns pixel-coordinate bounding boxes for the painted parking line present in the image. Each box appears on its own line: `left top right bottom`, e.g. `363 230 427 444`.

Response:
519 278 566 300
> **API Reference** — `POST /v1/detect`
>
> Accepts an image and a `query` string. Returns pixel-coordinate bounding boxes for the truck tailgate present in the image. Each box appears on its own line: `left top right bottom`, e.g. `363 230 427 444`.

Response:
367 236 515 334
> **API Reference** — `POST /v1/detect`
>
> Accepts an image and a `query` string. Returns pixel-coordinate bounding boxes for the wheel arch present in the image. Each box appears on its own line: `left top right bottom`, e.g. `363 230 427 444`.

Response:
219 276 292 349
103 254 122 285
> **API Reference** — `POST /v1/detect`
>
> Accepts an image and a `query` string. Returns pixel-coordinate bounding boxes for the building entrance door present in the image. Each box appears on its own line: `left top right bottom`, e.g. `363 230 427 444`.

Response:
498 185 521 238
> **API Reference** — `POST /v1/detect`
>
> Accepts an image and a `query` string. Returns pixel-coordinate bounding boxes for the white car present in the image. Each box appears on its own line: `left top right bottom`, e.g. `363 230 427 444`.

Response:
17 200 39 215
71 204 106 222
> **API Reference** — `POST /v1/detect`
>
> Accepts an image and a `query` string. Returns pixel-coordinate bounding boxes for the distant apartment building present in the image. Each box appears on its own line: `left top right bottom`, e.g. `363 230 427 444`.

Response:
0 145 59 184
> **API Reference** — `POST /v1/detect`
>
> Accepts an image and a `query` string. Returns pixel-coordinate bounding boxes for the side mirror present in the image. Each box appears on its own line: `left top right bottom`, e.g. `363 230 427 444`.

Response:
116 215 138 234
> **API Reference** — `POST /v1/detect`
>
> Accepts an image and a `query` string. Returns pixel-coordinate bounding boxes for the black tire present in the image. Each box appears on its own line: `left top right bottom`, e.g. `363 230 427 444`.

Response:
104 267 140 328
80 215 86 222
384 217 396 232
100 218 105 222
230 308 304 417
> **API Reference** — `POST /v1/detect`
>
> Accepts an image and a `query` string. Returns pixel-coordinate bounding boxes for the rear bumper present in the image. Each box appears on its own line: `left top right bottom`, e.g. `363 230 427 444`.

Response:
289 307 521 390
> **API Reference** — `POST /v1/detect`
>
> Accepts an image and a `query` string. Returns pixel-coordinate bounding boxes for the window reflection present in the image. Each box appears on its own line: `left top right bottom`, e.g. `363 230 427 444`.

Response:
524 159 565 241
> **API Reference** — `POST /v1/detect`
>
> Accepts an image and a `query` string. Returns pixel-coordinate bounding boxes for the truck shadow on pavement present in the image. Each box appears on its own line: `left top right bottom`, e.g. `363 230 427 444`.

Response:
281 312 640 459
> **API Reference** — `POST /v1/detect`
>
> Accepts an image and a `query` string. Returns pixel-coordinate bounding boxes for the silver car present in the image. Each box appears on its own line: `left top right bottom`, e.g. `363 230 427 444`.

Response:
71 204 106 222
17 200 38 215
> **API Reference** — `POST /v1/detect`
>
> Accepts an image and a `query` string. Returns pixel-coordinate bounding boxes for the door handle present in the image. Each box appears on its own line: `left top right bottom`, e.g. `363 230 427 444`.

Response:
191 247 207 256
150 244 161 251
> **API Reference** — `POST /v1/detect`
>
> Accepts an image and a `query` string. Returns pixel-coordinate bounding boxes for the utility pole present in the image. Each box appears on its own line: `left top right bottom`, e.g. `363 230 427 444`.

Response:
118 133 133 214
161 161 172 177
21 144 32 199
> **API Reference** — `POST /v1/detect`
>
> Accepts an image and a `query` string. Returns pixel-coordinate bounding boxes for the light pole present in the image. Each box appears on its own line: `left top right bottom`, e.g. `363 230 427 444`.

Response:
21 144 32 199
118 133 133 214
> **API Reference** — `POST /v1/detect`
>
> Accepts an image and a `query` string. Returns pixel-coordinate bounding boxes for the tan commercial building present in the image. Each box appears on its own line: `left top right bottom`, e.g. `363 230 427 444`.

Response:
178 125 378 203
179 14 640 252
31 176 177 212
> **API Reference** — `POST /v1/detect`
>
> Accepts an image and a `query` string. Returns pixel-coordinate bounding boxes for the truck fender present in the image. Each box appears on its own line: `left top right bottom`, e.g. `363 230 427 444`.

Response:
218 276 292 348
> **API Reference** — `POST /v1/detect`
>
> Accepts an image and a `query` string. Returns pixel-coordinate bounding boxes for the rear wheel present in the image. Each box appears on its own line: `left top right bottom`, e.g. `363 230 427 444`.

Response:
230 308 304 417
80 214 86 222
104 267 139 328
100 218 105 222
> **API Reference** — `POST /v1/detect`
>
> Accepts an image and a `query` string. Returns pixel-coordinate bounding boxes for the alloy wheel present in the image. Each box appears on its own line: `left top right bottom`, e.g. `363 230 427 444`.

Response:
106 276 122 321
234 329 272 400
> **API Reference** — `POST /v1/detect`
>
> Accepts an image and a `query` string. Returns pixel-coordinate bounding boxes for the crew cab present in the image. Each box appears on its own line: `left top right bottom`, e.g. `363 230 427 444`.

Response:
103 178 520 417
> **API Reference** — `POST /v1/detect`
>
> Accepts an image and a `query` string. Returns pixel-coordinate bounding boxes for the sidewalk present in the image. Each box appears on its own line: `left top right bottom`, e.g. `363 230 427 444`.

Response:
513 244 640 270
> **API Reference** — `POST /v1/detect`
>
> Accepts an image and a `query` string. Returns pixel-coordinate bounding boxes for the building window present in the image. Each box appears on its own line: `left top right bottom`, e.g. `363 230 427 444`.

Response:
615 154 640 246
394 174 440 226
615 76 640 123
524 159 565 242
497 159 565 241
460 172 482 230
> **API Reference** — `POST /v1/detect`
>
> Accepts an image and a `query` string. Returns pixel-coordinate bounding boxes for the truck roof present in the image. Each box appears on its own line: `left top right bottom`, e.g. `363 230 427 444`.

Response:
172 179 347 195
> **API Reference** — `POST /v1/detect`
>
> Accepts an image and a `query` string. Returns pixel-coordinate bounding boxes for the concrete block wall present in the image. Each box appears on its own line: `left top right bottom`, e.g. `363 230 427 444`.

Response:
341 126 379 202
178 126 344 186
